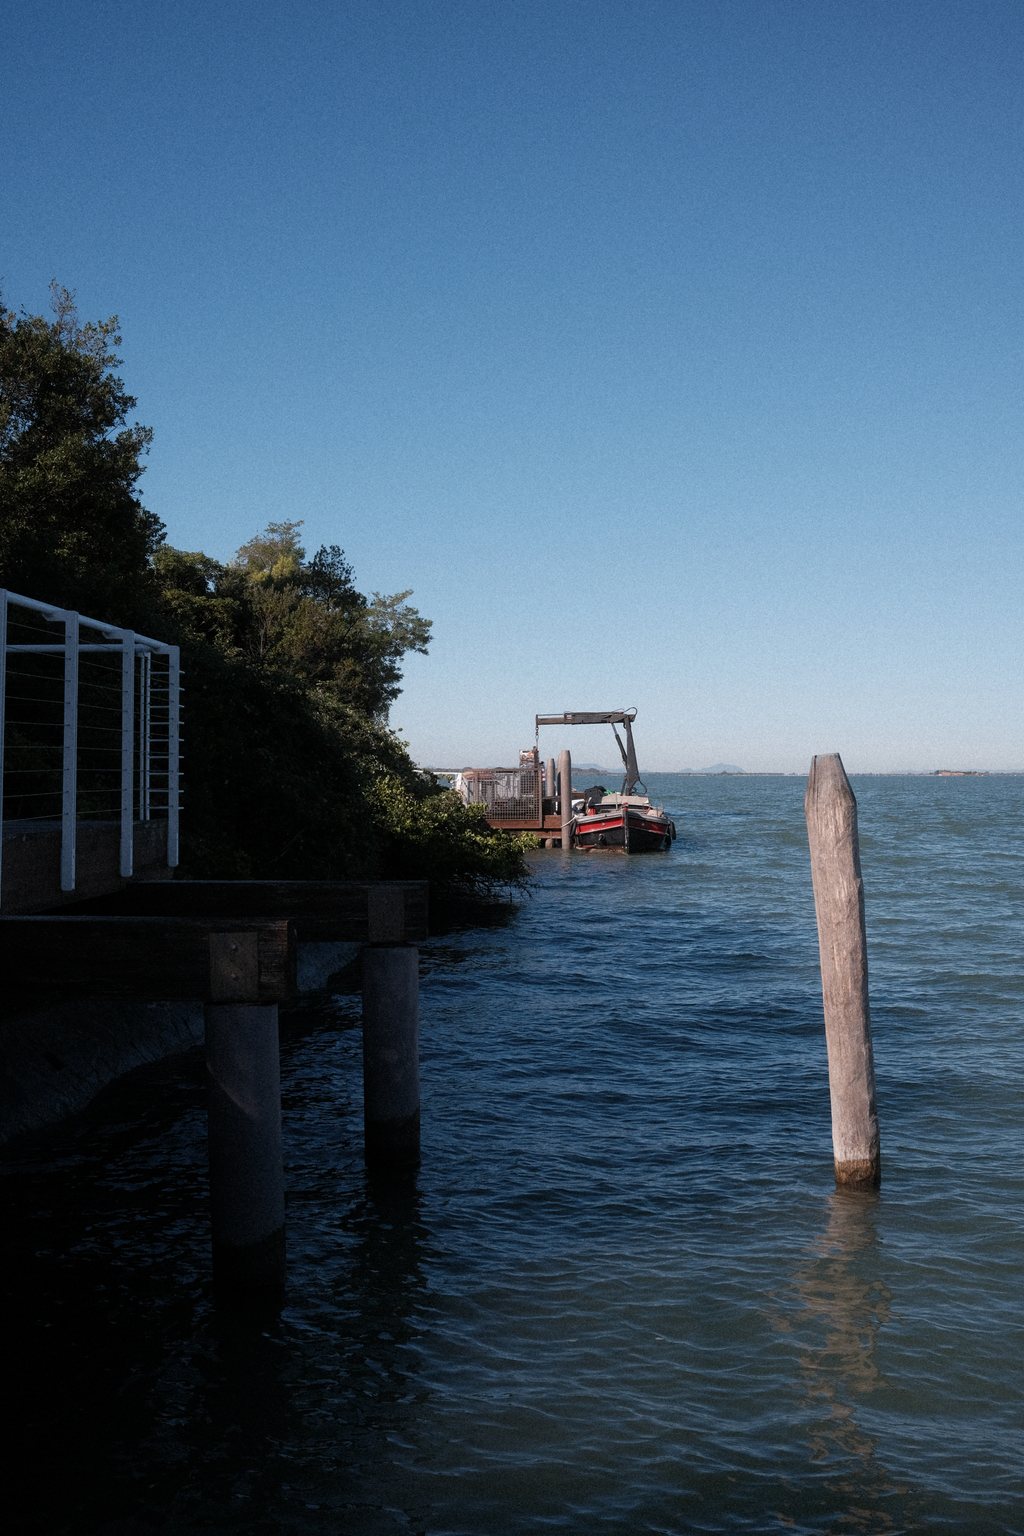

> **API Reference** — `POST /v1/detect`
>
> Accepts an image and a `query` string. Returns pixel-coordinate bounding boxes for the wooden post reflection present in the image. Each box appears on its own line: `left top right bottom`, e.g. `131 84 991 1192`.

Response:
785 1192 900 1530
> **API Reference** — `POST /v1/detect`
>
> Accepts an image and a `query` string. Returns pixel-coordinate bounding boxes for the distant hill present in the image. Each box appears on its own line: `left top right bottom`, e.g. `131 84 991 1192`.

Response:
674 764 745 775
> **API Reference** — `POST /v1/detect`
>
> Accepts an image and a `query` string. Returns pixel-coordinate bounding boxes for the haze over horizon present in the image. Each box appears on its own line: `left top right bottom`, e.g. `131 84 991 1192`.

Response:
4 1 1022 774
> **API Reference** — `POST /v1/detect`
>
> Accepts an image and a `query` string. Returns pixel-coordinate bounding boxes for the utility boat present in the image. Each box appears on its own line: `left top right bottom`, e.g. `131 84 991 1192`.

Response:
573 790 675 852
535 709 676 853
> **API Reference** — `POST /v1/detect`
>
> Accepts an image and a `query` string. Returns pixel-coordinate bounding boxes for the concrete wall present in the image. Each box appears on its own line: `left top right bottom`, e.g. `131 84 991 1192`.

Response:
0 997 204 1143
0 940 362 1145
1 818 171 915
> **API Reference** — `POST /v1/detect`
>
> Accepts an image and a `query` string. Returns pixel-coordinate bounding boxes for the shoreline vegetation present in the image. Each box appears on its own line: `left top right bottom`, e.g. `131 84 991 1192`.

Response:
0 285 532 916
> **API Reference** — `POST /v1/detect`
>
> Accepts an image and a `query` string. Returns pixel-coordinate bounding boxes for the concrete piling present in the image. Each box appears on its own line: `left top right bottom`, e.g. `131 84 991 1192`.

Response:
804 753 881 1189
5 883 429 1294
546 756 556 803
558 748 573 850
205 1002 287 1291
361 944 420 1170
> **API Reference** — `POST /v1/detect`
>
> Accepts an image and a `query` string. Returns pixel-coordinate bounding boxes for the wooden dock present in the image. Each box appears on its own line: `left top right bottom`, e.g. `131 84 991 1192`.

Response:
0 586 430 1296
487 811 565 837
434 753 574 845
436 712 638 846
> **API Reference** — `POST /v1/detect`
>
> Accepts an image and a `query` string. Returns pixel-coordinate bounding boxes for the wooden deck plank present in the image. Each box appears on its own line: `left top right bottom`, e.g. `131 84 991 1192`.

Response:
35 879 430 942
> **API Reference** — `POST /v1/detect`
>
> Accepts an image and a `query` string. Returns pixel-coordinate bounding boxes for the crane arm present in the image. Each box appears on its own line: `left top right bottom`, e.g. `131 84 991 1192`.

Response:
534 711 636 728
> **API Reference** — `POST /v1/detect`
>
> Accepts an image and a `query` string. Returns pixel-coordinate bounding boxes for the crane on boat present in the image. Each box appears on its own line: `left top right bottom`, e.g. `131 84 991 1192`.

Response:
534 710 675 852
534 710 641 797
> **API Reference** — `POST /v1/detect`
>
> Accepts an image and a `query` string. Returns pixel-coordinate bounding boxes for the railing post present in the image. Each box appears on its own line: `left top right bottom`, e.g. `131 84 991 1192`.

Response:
805 753 881 1188
141 650 151 820
167 645 180 867
120 633 135 878
61 608 79 891
0 589 7 907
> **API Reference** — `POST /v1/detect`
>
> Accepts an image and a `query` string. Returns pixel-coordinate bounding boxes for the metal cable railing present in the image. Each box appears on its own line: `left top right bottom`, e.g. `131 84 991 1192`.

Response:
0 590 182 903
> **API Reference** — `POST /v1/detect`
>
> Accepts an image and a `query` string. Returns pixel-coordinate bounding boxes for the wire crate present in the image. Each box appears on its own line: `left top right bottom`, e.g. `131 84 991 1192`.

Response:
452 764 542 824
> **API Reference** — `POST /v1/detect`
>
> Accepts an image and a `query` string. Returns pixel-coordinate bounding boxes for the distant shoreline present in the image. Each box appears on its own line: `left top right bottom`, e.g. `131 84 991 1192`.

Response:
645 769 1022 778
425 767 1024 779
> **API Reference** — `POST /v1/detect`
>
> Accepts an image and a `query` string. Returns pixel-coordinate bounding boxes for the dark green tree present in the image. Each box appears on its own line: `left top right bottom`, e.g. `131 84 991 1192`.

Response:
158 520 431 719
0 283 163 620
153 523 527 894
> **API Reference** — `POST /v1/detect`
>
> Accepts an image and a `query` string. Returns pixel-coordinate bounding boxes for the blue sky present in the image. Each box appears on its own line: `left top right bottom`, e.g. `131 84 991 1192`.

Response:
4 1 1022 771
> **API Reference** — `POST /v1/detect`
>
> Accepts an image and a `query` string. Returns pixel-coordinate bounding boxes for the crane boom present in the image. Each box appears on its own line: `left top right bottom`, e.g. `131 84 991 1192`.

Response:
535 710 641 794
534 711 636 727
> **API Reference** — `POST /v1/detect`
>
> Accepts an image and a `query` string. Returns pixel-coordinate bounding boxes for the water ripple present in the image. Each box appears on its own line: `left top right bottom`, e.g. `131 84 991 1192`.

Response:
2 775 1022 1534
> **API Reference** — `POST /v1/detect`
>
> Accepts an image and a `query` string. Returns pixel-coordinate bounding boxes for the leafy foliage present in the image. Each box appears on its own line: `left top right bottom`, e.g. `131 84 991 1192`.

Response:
0 284 163 620
367 774 536 891
157 520 431 719
0 287 530 904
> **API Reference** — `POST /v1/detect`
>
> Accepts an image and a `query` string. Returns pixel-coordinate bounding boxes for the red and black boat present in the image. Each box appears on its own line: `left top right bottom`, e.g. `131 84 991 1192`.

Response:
573 791 675 852
536 708 676 853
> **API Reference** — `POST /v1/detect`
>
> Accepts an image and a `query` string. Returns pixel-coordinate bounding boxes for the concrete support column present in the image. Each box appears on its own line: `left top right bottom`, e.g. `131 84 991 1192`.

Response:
362 945 420 1170
205 1003 286 1291
546 756 556 802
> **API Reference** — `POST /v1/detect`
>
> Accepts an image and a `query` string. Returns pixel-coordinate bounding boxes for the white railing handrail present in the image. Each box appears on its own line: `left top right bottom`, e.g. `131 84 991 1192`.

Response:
4 589 173 653
0 588 180 904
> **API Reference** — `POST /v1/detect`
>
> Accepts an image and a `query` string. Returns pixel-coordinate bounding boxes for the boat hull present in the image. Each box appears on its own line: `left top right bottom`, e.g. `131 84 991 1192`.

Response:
574 812 674 852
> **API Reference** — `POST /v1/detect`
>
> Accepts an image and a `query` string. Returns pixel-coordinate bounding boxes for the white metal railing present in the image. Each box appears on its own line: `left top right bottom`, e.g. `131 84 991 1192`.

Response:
0 589 181 903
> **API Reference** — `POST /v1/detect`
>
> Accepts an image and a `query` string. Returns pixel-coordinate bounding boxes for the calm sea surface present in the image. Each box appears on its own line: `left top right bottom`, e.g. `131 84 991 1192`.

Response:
3 775 1022 1535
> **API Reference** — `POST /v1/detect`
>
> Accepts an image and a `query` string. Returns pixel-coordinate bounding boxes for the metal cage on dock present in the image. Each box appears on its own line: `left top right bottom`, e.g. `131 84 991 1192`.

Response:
453 761 543 825
0 589 181 901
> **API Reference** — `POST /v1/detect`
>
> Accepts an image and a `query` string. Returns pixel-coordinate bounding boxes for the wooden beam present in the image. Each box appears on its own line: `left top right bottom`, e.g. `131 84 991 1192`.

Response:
209 930 260 1003
485 815 563 831
38 879 429 943
0 917 294 1002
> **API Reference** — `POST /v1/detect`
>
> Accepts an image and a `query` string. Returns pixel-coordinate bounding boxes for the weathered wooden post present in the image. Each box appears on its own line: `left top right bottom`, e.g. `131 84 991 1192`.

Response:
558 748 573 850
362 888 420 1170
205 932 286 1292
805 754 880 1188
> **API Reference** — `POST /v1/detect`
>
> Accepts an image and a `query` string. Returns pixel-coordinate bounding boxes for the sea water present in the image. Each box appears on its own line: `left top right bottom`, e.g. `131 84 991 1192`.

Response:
3 774 1022 1534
